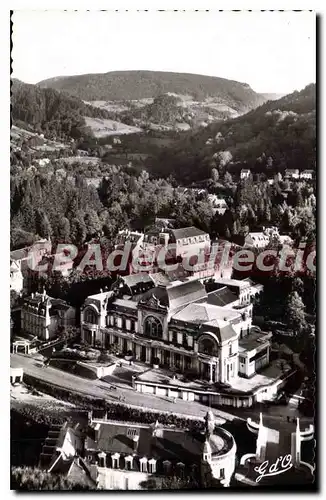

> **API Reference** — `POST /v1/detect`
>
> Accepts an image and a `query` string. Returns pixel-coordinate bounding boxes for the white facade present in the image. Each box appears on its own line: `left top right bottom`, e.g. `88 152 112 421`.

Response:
10 260 24 293
244 232 270 249
285 169 300 179
240 169 251 179
300 170 314 180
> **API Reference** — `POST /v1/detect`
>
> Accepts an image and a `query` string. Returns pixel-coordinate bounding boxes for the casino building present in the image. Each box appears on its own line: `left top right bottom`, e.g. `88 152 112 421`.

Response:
80 272 270 388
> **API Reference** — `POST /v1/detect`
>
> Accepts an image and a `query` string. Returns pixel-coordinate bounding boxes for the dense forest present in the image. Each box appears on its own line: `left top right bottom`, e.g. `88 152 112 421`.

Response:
148 84 316 183
11 164 316 251
11 79 114 141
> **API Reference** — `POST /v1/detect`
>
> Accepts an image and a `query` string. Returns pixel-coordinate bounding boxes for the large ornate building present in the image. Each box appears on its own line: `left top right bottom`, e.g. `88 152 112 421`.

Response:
80 273 270 387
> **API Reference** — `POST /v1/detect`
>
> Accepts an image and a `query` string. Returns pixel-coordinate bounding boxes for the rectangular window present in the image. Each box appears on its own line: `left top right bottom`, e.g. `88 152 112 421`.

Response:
249 347 268 363
220 468 225 479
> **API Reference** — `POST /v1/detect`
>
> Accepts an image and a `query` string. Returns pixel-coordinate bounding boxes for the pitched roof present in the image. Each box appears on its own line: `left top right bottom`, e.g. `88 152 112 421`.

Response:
173 302 240 325
86 420 232 463
121 273 154 289
206 287 238 307
10 247 29 261
140 279 207 312
171 226 208 240
88 423 153 456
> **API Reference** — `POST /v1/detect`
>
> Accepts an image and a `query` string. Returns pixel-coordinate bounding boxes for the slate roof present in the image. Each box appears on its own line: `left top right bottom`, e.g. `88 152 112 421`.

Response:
85 421 233 463
88 423 153 456
140 279 207 312
10 247 29 261
171 226 208 240
149 272 172 287
111 298 138 310
202 320 238 343
121 273 154 289
172 301 240 329
206 287 238 307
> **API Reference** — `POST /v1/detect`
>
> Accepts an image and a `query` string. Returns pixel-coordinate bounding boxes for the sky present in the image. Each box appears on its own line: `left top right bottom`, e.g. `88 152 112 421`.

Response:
12 10 316 94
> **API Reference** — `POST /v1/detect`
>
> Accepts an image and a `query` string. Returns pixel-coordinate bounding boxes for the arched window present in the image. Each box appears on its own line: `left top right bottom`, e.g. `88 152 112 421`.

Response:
198 335 219 356
144 316 163 338
84 307 98 325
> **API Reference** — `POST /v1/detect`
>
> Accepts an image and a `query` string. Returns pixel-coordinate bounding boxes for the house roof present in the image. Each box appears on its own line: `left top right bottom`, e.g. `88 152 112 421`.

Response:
111 298 138 310
170 226 208 240
140 279 207 312
238 328 272 352
86 420 233 463
121 273 154 289
212 278 250 290
202 320 238 343
91 423 153 456
206 287 238 307
172 302 239 324
10 247 29 261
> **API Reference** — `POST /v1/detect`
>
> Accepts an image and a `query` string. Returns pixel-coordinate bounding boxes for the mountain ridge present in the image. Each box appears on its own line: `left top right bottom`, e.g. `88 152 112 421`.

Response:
37 70 267 113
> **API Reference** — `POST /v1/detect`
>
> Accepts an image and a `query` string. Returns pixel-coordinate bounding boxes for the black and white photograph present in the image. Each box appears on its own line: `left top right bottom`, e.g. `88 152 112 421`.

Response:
9 8 317 491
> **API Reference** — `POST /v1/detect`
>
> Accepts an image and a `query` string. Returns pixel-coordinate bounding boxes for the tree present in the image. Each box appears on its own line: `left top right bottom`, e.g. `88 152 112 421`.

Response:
11 466 97 490
211 168 219 183
70 215 87 247
286 291 307 335
223 172 233 186
57 217 71 242
292 277 304 296
216 150 233 169
35 209 52 239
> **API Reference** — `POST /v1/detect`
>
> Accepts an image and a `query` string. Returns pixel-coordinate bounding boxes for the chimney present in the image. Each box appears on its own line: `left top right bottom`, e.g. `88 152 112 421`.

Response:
133 435 139 451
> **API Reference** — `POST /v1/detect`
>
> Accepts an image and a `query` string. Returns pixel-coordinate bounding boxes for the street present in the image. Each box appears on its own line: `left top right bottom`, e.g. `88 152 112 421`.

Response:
11 352 313 434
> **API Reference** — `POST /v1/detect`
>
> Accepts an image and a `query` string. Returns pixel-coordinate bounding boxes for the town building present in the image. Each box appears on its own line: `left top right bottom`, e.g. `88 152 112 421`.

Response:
244 232 270 249
10 239 51 293
141 226 211 260
21 290 76 340
154 217 176 229
284 169 300 179
240 169 251 180
300 170 314 180
207 195 228 215
84 410 236 489
10 260 24 294
80 273 275 406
